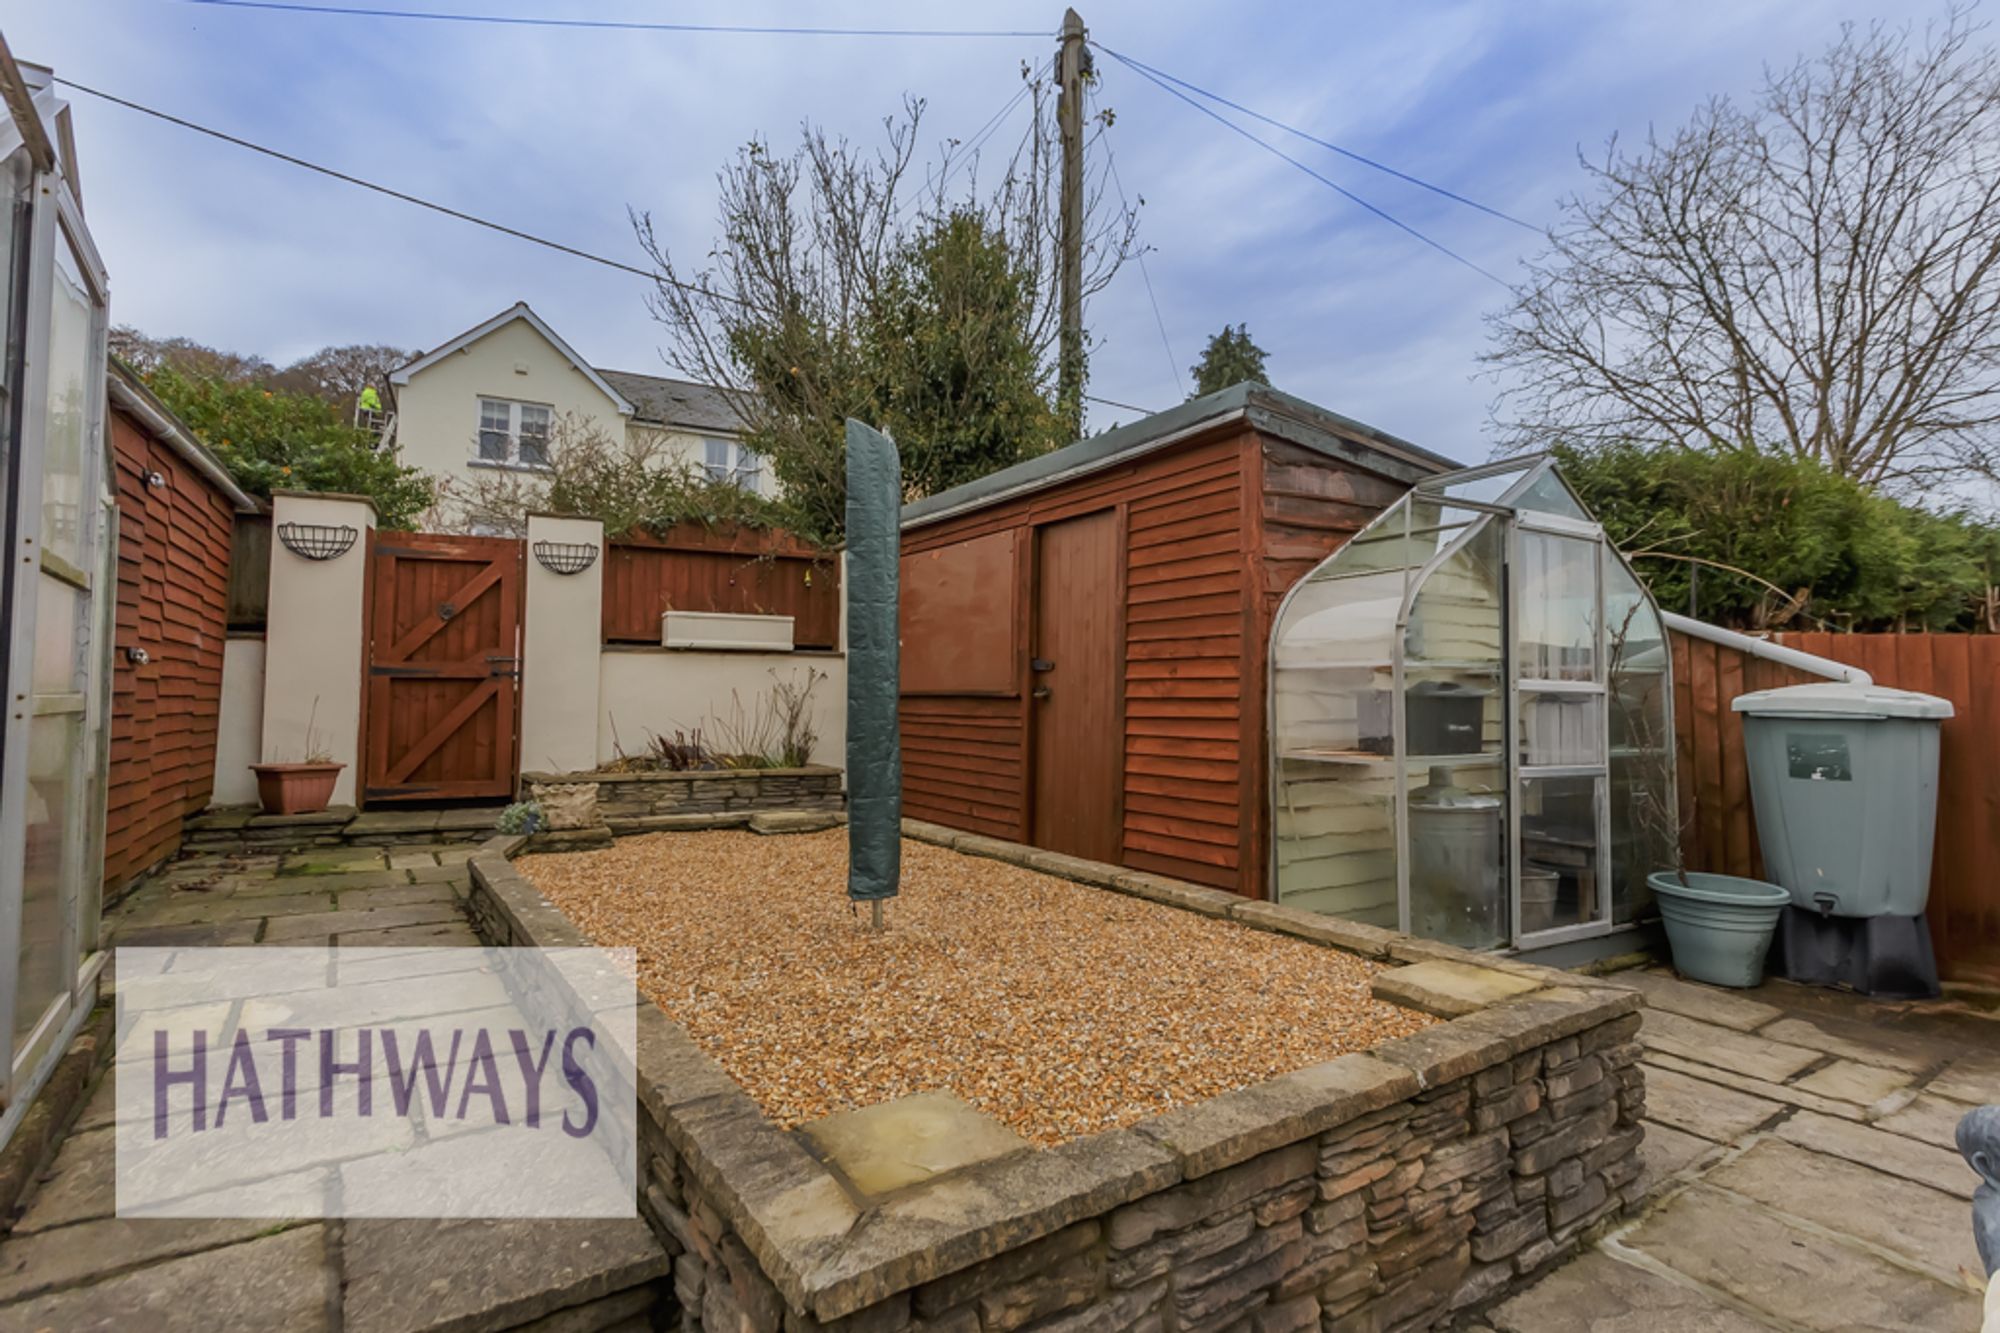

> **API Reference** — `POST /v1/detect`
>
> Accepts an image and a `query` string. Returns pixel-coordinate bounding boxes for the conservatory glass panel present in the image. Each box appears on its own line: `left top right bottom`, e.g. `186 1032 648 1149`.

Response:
1401 519 1506 948
1519 773 1602 934
1517 531 1598 682
1607 556 1673 925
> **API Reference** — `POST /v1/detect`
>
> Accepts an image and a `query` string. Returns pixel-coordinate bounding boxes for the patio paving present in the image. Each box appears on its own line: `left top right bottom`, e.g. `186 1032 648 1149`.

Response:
1475 965 1995 1332
0 845 668 1333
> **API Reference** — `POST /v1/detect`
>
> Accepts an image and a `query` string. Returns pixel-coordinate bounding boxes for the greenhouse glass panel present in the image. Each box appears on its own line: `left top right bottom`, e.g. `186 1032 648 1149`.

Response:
1607 557 1674 925
1270 458 1674 955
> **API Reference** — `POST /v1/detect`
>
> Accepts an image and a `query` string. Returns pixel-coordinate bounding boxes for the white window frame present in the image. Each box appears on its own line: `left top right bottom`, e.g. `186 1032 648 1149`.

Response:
472 396 554 471
702 435 762 492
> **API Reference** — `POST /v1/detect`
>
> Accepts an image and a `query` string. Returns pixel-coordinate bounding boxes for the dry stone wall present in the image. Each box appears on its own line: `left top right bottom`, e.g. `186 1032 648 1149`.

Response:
466 822 1646 1333
522 766 845 830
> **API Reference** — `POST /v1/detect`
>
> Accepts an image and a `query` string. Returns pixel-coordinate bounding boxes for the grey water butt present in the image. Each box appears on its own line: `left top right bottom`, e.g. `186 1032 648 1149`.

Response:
1734 681 1953 998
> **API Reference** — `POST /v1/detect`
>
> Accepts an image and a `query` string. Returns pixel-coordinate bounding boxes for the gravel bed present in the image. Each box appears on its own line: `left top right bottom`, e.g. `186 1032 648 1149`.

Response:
518 830 1435 1146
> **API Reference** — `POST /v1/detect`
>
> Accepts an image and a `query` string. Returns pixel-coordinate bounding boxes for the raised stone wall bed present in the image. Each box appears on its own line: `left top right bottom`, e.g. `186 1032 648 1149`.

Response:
466 820 1645 1333
522 765 844 833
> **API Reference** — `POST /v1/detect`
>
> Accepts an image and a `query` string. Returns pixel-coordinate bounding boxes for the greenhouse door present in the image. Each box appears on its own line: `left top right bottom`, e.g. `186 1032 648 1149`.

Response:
1509 518 1613 947
1030 510 1121 862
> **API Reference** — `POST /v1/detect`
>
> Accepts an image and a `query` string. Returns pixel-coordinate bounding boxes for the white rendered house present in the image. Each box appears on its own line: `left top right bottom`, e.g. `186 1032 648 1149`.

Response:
386 302 771 501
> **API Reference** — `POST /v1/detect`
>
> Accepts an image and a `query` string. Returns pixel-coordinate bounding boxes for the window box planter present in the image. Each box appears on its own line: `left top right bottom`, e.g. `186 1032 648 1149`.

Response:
249 762 344 815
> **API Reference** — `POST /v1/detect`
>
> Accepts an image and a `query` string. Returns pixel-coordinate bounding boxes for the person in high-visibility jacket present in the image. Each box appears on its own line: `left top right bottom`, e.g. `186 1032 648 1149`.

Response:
358 385 382 414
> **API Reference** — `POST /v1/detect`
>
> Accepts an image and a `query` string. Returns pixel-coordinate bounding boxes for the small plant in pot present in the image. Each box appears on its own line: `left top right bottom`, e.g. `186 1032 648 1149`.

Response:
250 698 346 816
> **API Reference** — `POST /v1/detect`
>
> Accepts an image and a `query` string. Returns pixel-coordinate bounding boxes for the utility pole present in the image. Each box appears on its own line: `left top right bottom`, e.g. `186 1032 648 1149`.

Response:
1057 7 1087 439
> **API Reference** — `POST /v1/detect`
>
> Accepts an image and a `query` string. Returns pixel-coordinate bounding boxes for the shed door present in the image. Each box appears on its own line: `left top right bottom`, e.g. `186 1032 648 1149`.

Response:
1031 509 1122 861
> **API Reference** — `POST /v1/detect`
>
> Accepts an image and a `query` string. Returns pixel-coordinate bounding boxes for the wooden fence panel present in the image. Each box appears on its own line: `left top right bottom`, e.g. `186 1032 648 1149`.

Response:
1670 629 2000 985
601 525 840 650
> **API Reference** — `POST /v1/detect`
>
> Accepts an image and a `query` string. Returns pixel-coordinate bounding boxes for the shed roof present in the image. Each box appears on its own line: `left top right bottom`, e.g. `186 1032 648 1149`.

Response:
900 382 1459 530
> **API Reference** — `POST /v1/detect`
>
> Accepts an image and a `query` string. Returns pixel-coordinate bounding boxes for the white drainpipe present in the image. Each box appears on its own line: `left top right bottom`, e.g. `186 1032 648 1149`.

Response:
1661 611 1873 686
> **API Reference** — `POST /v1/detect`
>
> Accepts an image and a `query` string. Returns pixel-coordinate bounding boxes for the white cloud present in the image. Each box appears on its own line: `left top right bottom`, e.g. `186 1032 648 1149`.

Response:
18 0 1886 451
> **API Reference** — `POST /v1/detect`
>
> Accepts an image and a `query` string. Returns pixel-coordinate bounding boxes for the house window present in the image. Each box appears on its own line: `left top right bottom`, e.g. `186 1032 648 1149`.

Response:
475 397 553 468
702 436 762 491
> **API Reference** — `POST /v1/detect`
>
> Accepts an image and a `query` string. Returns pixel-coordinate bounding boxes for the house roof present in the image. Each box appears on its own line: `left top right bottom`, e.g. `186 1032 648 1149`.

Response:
388 302 636 415
594 368 745 436
107 359 260 513
901 382 1460 530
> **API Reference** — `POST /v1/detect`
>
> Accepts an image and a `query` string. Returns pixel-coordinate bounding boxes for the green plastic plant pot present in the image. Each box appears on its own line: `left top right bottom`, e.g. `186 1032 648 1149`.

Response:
1647 870 1791 989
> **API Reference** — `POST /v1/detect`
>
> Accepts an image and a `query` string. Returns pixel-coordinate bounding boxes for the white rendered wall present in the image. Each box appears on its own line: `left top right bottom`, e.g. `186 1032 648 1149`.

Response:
210 635 266 807
596 649 846 770
520 514 604 775
260 492 374 806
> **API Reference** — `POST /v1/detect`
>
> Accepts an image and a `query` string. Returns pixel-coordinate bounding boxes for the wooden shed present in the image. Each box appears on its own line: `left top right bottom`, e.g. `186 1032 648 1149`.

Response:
104 362 258 897
897 384 1455 896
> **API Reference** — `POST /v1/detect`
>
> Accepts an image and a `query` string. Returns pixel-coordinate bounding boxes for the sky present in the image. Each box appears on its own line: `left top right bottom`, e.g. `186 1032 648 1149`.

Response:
8 0 1919 465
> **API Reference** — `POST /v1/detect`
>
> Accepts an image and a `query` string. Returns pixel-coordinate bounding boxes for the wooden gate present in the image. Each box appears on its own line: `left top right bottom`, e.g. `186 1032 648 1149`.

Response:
364 532 523 803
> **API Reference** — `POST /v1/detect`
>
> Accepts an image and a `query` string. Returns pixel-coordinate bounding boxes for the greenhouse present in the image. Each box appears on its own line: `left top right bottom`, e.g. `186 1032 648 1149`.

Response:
1268 455 1676 957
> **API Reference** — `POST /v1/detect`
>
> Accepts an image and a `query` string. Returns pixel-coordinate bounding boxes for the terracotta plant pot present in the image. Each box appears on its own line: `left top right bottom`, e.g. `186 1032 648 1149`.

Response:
249 762 345 816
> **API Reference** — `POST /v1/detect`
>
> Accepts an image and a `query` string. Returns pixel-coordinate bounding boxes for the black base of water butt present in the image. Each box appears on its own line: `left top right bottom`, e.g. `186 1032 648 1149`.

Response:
1769 906 1940 1000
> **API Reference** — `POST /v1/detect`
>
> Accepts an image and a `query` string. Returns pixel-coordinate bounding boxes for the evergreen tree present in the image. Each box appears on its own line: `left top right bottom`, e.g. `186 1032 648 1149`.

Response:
1189 323 1270 397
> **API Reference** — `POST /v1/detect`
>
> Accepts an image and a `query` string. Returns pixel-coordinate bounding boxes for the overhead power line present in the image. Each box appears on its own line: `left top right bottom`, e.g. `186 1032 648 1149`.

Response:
1095 43 1539 233
1098 48 1509 288
51 77 730 297
180 0 1049 39
62 79 1167 422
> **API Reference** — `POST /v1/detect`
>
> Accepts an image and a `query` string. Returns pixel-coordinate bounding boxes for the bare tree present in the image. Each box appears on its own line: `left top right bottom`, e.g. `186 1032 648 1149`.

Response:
273 343 419 415
1486 8 2000 491
631 71 1138 536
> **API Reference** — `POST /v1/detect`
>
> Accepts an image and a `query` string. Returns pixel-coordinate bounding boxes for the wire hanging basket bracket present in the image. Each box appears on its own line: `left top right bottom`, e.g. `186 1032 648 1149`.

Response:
276 522 359 562
533 540 600 576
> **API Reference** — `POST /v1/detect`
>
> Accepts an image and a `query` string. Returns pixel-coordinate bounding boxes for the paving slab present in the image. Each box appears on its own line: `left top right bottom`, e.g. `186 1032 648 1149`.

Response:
1929 1055 2000 1106
112 920 263 948
119 890 335 927
0 1225 333 1332
1641 1065 1785 1143
0 1213 291 1302
1616 969 1783 1032
261 903 467 944
332 884 463 913
801 1091 1030 1197
1644 1051 1869 1123
1874 1091 1982 1152
1790 1058 1913 1106
1639 1009 1821 1083
1622 1184 1980 1331
1487 1250 1769 1332
13 1124 114 1231
345 810 441 836
386 850 441 870
278 847 391 877
1756 1015 1932 1074
1633 1120 1718 1198
1703 1137 1981 1286
338 920 481 947
1775 1109 1978 1200
341 1217 667 1333
1370 959 1542 1018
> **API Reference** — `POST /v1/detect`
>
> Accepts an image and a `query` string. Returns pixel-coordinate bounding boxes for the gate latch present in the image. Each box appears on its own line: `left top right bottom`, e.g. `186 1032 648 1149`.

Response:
486 654 521 679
